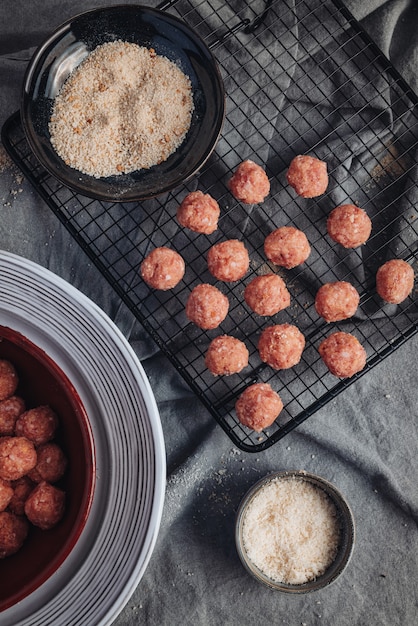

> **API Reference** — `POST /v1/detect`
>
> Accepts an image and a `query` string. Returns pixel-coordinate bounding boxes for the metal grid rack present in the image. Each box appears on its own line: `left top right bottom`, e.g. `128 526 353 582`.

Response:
3 0 418 452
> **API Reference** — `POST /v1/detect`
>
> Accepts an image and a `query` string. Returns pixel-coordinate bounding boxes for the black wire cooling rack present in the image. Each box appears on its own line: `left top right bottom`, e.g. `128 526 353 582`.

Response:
3 0 418 452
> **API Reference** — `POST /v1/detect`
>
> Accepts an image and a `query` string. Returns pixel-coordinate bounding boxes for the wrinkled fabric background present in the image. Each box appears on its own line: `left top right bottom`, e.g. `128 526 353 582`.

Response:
0 1 417 625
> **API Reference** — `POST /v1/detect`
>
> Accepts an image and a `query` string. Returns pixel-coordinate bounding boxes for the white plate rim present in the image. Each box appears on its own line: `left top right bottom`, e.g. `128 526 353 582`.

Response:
0 250 166 625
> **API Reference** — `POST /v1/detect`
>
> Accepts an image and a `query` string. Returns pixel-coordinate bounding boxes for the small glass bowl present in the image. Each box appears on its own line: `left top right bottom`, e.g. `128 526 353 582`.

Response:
235 470 355 593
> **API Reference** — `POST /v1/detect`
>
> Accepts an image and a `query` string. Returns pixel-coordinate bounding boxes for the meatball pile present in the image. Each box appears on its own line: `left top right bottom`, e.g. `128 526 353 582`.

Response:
136 151 416 435
0 360 67 559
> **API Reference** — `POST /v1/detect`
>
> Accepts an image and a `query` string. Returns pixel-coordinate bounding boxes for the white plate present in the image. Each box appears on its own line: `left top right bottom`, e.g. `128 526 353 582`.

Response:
0 250 166 625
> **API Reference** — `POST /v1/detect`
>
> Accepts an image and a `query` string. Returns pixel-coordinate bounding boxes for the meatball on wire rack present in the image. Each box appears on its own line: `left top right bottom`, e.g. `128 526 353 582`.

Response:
3 0 418 451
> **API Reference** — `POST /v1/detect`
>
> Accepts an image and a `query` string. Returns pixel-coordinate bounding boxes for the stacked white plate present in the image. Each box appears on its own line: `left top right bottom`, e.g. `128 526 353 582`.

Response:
0 251 166 625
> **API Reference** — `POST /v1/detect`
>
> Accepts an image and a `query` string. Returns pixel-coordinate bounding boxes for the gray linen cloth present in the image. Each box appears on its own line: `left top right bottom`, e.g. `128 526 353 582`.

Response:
0 1 417 625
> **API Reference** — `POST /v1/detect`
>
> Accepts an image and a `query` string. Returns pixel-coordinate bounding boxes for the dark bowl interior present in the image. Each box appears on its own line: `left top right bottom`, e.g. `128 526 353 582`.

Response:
21 4 225 202
0 326 95 612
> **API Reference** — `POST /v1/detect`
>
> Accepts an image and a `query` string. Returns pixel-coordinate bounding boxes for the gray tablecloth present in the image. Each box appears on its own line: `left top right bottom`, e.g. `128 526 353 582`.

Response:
0 1 417 625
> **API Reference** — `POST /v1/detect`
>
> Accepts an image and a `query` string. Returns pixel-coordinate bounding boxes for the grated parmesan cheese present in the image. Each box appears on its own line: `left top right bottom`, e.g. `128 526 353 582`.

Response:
49 41 194 178
242 476 341 585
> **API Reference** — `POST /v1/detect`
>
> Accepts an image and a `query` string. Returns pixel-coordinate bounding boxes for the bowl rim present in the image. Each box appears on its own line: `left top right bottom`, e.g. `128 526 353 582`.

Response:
235 469 355 593
0 325 96 612
20 3 226 202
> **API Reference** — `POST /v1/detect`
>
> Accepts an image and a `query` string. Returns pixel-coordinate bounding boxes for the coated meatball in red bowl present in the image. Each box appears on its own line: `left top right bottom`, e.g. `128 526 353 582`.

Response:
0 326 95 612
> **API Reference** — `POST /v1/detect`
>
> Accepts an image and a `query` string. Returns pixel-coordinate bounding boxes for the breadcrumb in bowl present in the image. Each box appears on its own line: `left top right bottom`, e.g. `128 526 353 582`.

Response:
21 5 225 202
235 471 355 593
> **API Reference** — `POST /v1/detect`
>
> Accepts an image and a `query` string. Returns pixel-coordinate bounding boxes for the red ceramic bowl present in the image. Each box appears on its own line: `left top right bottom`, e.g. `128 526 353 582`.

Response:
0 325 95 612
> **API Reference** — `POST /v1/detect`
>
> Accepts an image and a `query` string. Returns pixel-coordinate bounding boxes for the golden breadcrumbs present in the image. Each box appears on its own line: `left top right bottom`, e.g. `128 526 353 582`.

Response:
49 41 194 178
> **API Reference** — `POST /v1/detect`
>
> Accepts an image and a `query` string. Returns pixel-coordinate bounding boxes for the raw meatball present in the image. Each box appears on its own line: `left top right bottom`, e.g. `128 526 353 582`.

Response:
0 511 29 558
327 204 372 248
376 259 414 304
177 190 220 234
286 155 328 198
205 335 249 376
0 436 37 481
319 331 366 378
207 239 249 282
185 284 229 330
235 382 283 432
0 396 25 436
0 478 13 512
140 246 185 290
258 324 305 370
264 226 311 269
15 405 58 446
0 360 19 402
228 159 270 204
24 481 65 531
28 443 67 484
244 274 290 316
8 476 34 516
315 281 360 322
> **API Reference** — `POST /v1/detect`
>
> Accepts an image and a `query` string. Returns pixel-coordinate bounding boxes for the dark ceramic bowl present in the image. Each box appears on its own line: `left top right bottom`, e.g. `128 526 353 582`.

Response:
235 470 355 593
21 4 225 202
0 326 95 612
